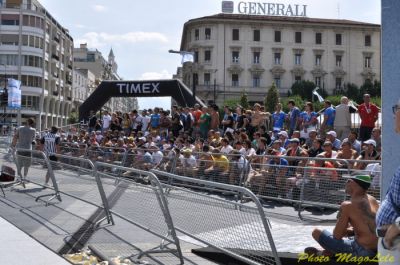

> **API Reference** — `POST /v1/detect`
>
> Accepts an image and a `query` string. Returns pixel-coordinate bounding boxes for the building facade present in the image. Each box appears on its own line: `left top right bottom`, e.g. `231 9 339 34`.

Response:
73 44 137 115
0 0 74 130
179 14 381 105
72 68 95 114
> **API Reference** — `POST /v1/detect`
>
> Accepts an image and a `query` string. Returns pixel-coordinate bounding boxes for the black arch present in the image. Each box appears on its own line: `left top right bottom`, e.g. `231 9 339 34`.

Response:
79 79 206 121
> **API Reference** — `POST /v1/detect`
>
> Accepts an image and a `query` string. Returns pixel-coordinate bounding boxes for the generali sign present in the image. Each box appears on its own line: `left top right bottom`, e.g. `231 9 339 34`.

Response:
222 1 307 17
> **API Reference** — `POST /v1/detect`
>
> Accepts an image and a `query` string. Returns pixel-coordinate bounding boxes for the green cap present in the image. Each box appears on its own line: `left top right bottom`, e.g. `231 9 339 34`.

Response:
343 174 372 189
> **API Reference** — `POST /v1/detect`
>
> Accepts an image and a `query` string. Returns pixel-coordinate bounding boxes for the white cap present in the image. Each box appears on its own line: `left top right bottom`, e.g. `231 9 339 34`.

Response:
364 139 376 147
326 131 337 138
278 131 288 138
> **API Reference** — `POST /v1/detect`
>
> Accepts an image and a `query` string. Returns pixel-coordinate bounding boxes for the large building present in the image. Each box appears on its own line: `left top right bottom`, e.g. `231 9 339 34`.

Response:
178 14 381 105
73 44 138 115
0 0 74 130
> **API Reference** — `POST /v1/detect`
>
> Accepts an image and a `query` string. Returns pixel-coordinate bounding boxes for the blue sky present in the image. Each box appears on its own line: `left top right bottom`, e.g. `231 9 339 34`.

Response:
39 0 380 110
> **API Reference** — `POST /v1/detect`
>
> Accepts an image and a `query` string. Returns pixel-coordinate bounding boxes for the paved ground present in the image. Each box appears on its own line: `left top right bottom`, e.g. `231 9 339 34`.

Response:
0 151 337 264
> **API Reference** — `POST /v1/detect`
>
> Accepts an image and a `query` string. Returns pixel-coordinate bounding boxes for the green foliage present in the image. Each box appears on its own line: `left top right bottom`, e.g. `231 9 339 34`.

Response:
370 97 381 108
239 92 249 109
281 95 304 113
264 82 280 113
290 80 316 101
68 111 78 124
344 83 360 102
223 98 241 109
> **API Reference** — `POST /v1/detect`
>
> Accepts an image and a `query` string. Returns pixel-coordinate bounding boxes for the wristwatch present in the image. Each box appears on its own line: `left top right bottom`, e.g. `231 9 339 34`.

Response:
396 216 400 229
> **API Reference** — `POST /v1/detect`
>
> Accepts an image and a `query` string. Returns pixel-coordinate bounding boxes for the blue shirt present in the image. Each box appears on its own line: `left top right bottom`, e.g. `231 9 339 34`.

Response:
268 157 289 166
289 107 300 130
272 111 286 129
324 107 336 126
301 111 317 127
150 113 160 128
376 166 400 227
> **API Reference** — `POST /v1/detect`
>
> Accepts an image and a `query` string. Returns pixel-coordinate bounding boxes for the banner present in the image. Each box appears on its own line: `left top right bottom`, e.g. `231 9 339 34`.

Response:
312 87 324 102
7 78 21 109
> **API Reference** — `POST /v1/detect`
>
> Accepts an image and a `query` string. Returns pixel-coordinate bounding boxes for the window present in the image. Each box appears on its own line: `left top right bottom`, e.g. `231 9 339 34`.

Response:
232 74 239 87
232 51 239 63
1 14 19 25
315 77 321 87
0 54 19 66
204 73 211 86
364 56 371 68
194 51 199 63
204 50 211 62
194 29 199 40
336 78 342 89
295 76 302 83
252 74 260 87
336 34 342 45
253 52 260 64
315 55 321 66
295 54 301 65
253 29 260 41
274 77 281 88
21 96 40 110
205 28 211 40
295 32 302 43
274 53 281 64
336 55 342 67
0 34 19 45
315 33 322 44
274 30 281 42
365 35 371 46
232 29 239 41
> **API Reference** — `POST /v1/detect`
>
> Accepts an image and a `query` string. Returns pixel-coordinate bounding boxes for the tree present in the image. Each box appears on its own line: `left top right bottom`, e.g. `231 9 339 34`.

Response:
264 82 280 113
68 111 78 124
344 83 360 103
239 92 249 109
290 80 316 101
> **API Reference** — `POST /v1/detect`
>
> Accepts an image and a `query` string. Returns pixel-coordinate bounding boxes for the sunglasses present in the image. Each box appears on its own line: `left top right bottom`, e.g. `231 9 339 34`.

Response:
393 105 400 115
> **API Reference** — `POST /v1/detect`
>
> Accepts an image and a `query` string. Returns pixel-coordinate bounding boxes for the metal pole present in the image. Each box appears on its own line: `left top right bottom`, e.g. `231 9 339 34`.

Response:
192 72 196 106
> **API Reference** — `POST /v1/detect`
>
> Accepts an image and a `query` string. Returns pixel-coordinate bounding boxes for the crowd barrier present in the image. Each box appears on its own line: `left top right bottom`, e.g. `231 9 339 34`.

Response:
152 169 281 265
93 162 184 263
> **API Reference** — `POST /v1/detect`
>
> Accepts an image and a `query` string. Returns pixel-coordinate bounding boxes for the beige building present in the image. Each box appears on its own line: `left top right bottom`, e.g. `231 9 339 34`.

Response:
179 14 381 105
73 44 137 114
0 0 74 130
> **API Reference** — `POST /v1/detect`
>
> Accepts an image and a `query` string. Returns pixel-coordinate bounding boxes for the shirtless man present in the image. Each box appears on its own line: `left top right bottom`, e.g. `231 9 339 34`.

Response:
309 174 379 257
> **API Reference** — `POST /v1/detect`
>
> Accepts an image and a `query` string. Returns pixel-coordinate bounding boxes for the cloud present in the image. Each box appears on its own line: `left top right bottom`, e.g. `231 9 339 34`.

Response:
139 70 172 80
75 32 168 47
92 5 107 12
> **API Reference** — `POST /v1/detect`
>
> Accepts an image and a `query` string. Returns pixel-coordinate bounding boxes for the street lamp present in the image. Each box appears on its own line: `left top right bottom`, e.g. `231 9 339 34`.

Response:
168 49 196 106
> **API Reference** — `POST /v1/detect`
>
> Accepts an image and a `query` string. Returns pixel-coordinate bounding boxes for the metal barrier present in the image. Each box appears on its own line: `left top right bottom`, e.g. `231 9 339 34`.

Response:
93 162 184 264
14 148 61 205
152 169 281 265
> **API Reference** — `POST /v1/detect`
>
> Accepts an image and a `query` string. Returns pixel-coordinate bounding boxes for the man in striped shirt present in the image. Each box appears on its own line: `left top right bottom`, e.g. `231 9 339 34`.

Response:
40 126 60 185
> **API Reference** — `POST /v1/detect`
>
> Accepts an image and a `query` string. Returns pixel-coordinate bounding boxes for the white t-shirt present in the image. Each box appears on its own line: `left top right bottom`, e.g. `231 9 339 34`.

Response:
237 147 246 156
102 114 111 129
141 115 151 132
152 151 164 165
132 115 143 129
221 145 234 155
179 155 197 167
246 148 257 157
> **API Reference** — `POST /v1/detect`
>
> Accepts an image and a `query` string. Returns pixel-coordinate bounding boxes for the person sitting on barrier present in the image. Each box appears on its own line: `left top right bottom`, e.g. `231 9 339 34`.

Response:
335 140 358 168
204 149 229 182
354 139 381 170
308 174 378 258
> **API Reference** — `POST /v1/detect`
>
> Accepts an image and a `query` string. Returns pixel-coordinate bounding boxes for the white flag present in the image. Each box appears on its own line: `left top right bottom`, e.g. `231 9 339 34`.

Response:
181 52 194 64
312 88 324 102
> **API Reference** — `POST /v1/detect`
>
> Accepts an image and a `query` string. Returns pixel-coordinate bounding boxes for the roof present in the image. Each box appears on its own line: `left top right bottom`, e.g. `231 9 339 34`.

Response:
186 13 380 27
180 13 380 50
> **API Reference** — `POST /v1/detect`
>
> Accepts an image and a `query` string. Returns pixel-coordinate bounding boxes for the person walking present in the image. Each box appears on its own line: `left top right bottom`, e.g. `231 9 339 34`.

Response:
40 126 60 186
11 118 36 180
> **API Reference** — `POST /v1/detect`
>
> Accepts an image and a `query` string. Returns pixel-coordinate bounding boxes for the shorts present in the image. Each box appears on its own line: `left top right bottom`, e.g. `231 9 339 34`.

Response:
317 229 376 257
16 151 32 168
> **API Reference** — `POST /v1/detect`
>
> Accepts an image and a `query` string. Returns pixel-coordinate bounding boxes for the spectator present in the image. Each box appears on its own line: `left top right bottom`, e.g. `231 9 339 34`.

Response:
285 138 308 167
183 107 194 134
41 126 61 186
320 100 336 138
320 141 338 159
343 131 362 154
299 102 318 140
159 110 171 135
141 110 151 133
277 130 290 149
271 139 286 155
308 174 378 258
198 106 211 139
287 100 301 137
334 96 357 140
234 141 246 155
307 138 324 158
354 139 380 170
192 103 203 135
371 128 382 152
250 103 270 137
221 106 234 134
335 140 358 168
209 105 220 131
149 107 161 133
122 113 131 136
102 110 111 132
235 106 246 130
304 129 318 150
358 94 380 141
220 138 233 155
88 110 97 133
326 131 342 151
204 149 229 182
271 103 286 131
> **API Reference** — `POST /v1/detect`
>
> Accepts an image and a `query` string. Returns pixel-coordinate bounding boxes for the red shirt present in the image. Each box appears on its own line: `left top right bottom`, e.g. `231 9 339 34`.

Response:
358 103 379 127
